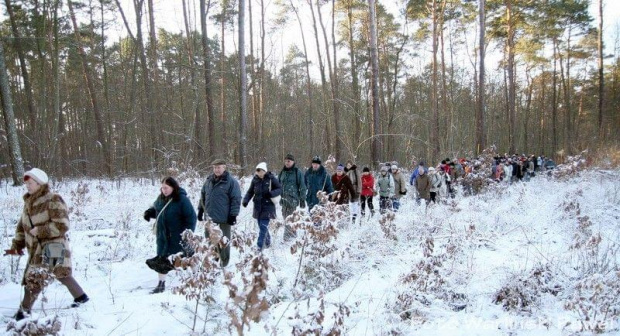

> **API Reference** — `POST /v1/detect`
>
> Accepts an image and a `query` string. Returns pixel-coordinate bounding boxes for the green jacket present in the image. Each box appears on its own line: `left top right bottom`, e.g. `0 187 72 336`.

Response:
278 165 307 209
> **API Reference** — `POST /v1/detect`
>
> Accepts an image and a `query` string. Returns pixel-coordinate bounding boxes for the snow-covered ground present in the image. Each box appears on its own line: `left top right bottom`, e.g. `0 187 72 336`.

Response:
1 168 619 335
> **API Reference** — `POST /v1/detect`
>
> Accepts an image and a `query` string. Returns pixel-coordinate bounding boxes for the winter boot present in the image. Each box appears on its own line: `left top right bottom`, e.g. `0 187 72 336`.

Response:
150 281 165 294
71 293 90 308
13 310 29 321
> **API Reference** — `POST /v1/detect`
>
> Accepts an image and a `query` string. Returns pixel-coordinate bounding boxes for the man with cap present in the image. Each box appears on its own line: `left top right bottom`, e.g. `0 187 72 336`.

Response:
278 154 307 240
391 164 407 211
304 155 334 211
197 159 241 267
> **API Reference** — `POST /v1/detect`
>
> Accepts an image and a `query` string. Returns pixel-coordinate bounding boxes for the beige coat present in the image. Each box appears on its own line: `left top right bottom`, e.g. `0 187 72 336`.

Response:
11 186 73 282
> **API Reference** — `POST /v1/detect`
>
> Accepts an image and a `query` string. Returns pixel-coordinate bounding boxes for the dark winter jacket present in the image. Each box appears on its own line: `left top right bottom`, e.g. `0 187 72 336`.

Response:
415 173 431 199
409 166 428 185
243 172 282 220
151 188 197 256
331 173 355 205
198 171 242 224
344 165 361 201
278 165 306 209
305 165 334 210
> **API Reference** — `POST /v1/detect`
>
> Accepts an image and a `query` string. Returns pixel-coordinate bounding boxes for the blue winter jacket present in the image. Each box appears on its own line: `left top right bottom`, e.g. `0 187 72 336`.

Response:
152 188 197 256
304 165 334 210
198 171 242 224
243 172 282 220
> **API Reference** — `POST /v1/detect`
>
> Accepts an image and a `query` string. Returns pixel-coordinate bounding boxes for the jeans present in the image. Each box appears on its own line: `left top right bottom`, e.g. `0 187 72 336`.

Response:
257 218 271 249
379 196 392 214
392 198 400 211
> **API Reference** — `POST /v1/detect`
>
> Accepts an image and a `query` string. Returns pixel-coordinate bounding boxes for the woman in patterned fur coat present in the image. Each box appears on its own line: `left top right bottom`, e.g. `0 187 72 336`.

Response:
3 168 89 321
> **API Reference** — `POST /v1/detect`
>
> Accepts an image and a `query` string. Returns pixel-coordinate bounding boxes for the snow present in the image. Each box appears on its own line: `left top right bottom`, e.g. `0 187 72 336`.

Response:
1 168 620 335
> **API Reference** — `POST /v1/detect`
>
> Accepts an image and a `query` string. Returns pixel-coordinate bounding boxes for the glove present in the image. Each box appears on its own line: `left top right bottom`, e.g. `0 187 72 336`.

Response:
299 199 306 208
197 208 204 221
4 249 24 256
228 215 237 225
400 190 407 195
242 201 249 208
144 208 156 221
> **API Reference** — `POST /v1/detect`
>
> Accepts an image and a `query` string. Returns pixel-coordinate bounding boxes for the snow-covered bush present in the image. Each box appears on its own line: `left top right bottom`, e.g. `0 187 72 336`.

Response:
6 314 62 336
552 151 588 180
564 272 620 333
379 211 397 241
289 294 350 336
493 264 561 312
69 182 91 220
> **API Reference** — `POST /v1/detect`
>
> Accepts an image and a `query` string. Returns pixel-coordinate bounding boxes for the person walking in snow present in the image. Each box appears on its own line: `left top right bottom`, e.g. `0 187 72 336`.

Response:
278 154 306 241
345 161 361 224
360 167 376 218
391 165 407 211
4 168 89 321
304 156 334 211
376 165 394 214
197 159 242 267
242 162 282 251
331 164 356 219
428 167 443 203
415 167 431 205
144 176 197 294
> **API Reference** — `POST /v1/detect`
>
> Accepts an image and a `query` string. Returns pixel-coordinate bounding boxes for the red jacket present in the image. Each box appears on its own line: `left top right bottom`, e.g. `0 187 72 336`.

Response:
360 174 375 197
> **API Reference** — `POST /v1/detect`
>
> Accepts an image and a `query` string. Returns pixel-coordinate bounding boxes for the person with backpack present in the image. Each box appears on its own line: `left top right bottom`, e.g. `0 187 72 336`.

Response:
278 154 306 241
305 156 334 211
4 168 89 321
143 176 197 294
197 159 242 267
415 167 432 205
375 165 394 214
360 167 376 218
345 161 361 224
242 162 282 251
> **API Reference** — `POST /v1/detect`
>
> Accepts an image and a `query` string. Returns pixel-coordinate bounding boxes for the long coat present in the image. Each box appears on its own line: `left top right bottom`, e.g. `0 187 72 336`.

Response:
415 173 431 199
198 171 242 224
305 165 334 210
11 187 73 282
243 172 283 220
278 165 306 209
151 188 197 256
331 174 355 205
392 171 407 199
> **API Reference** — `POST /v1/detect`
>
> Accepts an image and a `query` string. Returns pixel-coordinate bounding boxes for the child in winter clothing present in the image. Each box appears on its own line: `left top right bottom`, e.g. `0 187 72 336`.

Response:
360 167 375 218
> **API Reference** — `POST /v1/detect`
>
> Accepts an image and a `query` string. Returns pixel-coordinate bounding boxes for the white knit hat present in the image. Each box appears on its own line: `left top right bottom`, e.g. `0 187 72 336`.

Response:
255 162 268 172
24 168 49 185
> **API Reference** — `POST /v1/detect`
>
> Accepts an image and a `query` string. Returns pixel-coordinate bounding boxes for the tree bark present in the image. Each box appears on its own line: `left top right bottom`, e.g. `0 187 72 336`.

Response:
505 0 516 154
67 0 112 175
476 0 486 154
0 40 25 185
431 0 440 163
368 0 380 166
239 0 248 168
597 0 604 141
200 0 216 160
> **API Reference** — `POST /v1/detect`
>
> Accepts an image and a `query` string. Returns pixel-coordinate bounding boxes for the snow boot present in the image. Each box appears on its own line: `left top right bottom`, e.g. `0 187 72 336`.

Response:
13 310 29 321
150 281 165 294
71 293 89 308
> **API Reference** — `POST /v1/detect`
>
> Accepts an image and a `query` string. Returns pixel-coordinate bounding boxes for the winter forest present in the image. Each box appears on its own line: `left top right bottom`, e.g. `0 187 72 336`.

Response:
0 0 617 178
1 0 620 335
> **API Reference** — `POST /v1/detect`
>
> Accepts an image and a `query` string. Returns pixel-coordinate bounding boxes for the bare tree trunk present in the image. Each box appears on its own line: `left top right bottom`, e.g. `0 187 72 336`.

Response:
183 0 200 161
48 0 62 174
220 1 228 155
316 0 342 160
368 0 380 166
431 0 440 163
67 0 111 175
0 41 25 184
147 0 162 151
552 39 559 155
598 0 604 141
476 0 486 154
239 0 248 168
259 0 267 158
307 0 330 154
290 0 315 156
4 0 37 130
505 0 516 154
346 0 361 150
200 0 216 160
